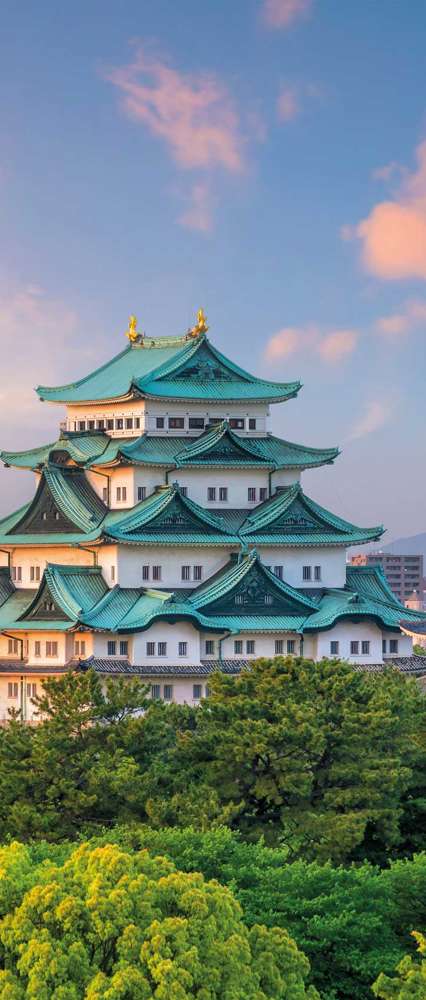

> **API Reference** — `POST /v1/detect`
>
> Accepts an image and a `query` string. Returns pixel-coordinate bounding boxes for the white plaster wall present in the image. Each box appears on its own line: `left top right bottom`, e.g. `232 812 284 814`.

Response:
271 471 301 488
115 545 232 588
132 620 202 665
145 402 269 437
144 677 210 705
217 631 302 660
382 631 412 657
174 468 270 508
313 620 383 663
258 546 347 589
66 400 146 437
9 546 94 588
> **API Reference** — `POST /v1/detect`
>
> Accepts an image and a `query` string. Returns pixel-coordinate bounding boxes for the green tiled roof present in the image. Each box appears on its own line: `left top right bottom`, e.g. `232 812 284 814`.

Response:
304 565 426 633
104 483 239 546
36 334 301 405
189 549 318 615
0 466 107 545
239 483 383 546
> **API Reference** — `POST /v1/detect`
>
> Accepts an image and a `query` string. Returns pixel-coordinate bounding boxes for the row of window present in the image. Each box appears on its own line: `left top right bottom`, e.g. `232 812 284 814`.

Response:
145 641 188 657
73 416 259 434
151 683 207 701
109 485 269 505
75 417 142 433
8 682 37 700
329 638 399 656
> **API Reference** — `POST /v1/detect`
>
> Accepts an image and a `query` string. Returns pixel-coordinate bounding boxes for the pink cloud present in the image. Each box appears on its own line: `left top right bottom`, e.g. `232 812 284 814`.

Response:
349 141 426 280
349 400 392 441
178 183 213 233
263 0 312 29
375 298 426 336
277 87 300 122
264 325 357 363
105 46 244 173
317 329 358 362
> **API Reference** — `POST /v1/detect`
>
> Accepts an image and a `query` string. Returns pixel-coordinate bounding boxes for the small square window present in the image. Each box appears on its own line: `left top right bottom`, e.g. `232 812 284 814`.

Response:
219 487 228 502
163 684 173 701
330 640 339 655
193 684 202 700
229 418 244 429
137 486 146 502
97 420 105 430
78 421 86 431
142 565 150 581
302 566 312 581
248 488 256 502
107 419 114 430
88 420 95 431
246 640 255 654
389 639 399 653
207 487 216 502
382 639 387 654
107 640 117 656
115 418 124 430
168 417 185 429
188 417 205 429
125 418 133 429
287 639 295 654
151 684 161 699
158 641 167 656
274 566 283 580
205 640 214 655
146 642 155 656
234 640 243 654
350 641 359 655
181 565 191 581
259 488 267 502
193 565 202 581
152 566 161 581
314 566 321 581
248 418 256 430
119 640 128 656
275 640 283 655
156 417 165 429
178 642 188 657
361 640 370 655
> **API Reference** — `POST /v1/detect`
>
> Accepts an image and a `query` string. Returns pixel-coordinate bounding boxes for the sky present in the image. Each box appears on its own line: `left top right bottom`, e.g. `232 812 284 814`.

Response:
1 0 426 542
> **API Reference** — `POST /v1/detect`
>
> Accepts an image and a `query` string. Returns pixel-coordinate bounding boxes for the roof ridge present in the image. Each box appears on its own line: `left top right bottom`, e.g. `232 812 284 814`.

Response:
37 344 132 398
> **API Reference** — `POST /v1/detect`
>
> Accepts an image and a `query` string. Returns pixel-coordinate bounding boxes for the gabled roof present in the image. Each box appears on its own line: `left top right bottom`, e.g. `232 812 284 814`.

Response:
189 549 317 620
304 565 426 633
0 466 107 544
14 564 109 628
36 333 301 405
104 483 239 545
239 483 384 546
1 429 339 473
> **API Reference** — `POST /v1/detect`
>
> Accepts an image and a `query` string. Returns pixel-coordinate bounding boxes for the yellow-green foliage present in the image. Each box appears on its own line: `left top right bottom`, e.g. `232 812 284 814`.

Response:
373 933 426 999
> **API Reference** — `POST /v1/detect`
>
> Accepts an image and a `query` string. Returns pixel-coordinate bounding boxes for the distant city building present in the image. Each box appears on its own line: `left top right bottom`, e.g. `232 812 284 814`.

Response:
351 552 424 606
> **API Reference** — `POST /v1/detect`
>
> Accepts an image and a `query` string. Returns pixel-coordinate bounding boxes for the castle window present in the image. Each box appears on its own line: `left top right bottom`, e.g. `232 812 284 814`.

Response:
330 641 339 655
137 486 146 502
163 684 173 701
389 639 399 653
78 421 86 431
119 640 128 656
115 418 124 430
234 640 243 654
97 420 105 430
111 566 115 582
54 511 60 520
219 487 228 501
74 640 86 657
107 641 117 656
41 512 48 521
287 639 295 654
181 566 191 581
102 487 108 502
169 417 185 429
158 642 167 656
193 684 202 700
193 565 202 581
259 488 267 502
8 683 18 699
382 639 387 654
135 417 140 429
361 641 370 655
46 642 58 657
229 418 244 429
207 487 216 502
248 488 256 502
246 640 255 654
205 640 215 655
275 640 283 654
264 594 273 606
34 641 41 657
235 594 245 605
88 420 95 431
152 566 162 581
189 417 205 429
314 566 322 581
178 642 188 657
151 684 161 699
146 642 155 656
350 641 359 655
156 417 165 429
12 567 22 582
248 418 256 430
116 487 127 502
8 639 18 655
27 683 37 699
302 566 312 581
107 419 114 430
142 566 150 582
180 486 188 496
274 566 283 580
125 418 133 430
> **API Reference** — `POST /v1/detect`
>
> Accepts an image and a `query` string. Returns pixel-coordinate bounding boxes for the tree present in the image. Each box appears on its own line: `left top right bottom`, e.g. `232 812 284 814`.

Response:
372 933 426 999
0 840 318 1000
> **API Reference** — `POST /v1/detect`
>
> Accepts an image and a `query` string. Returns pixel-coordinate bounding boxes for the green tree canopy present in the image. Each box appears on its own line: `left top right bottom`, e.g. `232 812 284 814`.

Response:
372 932 426 999
0 840 318 1000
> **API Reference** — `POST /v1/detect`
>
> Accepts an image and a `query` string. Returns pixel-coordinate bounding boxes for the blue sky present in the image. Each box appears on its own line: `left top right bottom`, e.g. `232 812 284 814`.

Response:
1 0 426 541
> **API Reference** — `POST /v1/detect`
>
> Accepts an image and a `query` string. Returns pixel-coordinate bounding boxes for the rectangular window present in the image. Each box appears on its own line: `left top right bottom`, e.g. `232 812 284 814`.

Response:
246 640 255 654
120 487 127 502
107 419 114 430
152 566 161 581
274 566 283 580
205 640 214 655
234 640 243 654
207 417 223 426
193 565 202 581
74 640 86 657
24 640 29 658
125 418 133 429
193 684 202 700
219 487 228 502
134 417 140 429
115 418 124 430
350 641 359 655
314 566 322 581
146 642 155 656
248 488 256 502
151 684 161 699
158 641 167 656
229 418 244 429
180 486 188 497
178 642 188 657
97 420 105 430
142 565 150 581
27 683 37 699
111 565 115 582
116 487 121 502
8 639 18 655
287 639 295 654
259 488 268 502
163 684 173 701
8 682 18 699
275 640 283 654
88 420 95 431
119 640 128 656
330 640 339 655
107 640 117 656
102 487 108 502
34 641 41 658
156 417 165 429
189 417 205 429
302 566 312 581
181 565 191 581
389 639 399 653
168 417 185 429
78 421 86 431
361 641 370 655
12 567 22 582
207 487 216 502
382 639 387 654
248 418 256 431
46 642 58 658
137 486 146 502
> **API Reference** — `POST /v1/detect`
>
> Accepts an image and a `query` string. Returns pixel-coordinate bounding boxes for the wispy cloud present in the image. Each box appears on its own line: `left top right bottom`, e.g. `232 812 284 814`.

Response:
263 0 312 29
375 298 426 336
344 140 426 280
178 182 213 232
348 400 393 441
277 82 323 123
264 324 358 363
105 45 244 173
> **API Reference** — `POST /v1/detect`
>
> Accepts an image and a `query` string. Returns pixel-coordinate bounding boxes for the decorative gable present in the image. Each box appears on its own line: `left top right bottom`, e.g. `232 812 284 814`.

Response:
22 580 69 622
164 342 236 383
10 478 77 535
200 558 313 617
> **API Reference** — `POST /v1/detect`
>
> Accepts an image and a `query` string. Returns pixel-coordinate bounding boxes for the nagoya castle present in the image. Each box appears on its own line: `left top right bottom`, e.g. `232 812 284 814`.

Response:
0 309 424 721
